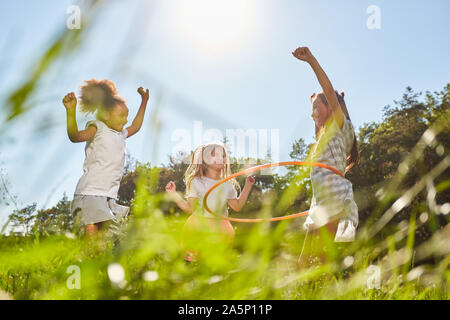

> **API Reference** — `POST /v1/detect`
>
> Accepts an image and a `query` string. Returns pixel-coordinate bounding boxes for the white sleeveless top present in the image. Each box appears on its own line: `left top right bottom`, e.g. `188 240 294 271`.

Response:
74 120 128 199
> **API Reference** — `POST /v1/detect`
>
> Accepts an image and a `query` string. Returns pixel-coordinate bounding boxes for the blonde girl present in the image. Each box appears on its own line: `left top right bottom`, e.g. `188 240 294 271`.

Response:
62 79 149 236
165 142 255 261
292 47 360 267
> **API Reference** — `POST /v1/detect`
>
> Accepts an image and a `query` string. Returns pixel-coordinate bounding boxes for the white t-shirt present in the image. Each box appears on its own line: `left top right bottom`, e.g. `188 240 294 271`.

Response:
74 120 128 199
186 177 238 218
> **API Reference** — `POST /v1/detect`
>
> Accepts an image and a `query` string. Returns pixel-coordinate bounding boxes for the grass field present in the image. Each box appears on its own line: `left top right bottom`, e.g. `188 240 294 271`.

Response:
1 190 448 300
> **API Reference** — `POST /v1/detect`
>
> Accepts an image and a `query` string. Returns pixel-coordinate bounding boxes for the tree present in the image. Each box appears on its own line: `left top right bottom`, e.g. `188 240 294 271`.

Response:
346 85 450 241
289 138 308 161
6 85 448 243
349 85 449 189
34 194 73 236
9 204 37 236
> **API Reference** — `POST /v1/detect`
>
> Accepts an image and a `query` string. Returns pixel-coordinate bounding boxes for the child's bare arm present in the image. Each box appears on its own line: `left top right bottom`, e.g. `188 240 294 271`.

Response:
165 181 195 214
292 47 345 127
126 87 149 138
63 92 97 143
227 176 255 212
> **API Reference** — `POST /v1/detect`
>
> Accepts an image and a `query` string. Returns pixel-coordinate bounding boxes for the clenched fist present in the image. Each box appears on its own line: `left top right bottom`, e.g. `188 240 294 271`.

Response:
245 175 255 186
165 181 177 193
137 87 150 101
62 92 77 111
292 47 315 63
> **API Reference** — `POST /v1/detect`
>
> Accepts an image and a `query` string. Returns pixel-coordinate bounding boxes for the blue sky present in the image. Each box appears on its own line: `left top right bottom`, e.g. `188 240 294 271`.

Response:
0 0 449 223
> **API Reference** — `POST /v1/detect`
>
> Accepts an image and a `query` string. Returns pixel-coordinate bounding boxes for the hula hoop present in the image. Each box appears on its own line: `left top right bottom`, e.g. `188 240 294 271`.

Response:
203 161 344 223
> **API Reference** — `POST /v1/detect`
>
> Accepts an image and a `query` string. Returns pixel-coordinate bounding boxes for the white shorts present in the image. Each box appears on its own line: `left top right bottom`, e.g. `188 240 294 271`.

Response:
71 195 130 225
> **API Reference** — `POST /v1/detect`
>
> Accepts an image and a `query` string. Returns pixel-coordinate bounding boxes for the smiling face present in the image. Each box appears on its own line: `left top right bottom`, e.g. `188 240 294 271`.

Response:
202 145 227 172
311 94 332 129
103 102 129 132
209 146 227 170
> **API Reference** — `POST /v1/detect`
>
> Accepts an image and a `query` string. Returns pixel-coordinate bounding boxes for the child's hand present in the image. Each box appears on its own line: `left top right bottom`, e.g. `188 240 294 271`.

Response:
245 175 255 187
137 87 150 101
292 47 315 63
62 92 77 111
165 181 177 193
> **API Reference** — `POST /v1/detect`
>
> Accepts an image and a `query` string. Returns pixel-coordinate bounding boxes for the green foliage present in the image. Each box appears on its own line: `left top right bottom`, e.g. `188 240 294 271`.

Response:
347 86 449 241
0 0 447 299
1 85 448 300
34 194 74 236
8 204 37 236
1 12 449 298
289 138 308 161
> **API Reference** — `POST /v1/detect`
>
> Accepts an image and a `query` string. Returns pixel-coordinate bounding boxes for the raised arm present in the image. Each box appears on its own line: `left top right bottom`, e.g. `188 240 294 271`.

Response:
292 47 345 127
62 92 96 143
165 181 195 214
227 176 255 212
126 87 149 138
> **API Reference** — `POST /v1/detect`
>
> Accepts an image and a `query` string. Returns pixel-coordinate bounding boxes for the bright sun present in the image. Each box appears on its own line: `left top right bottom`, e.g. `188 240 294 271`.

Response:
174 0 252 52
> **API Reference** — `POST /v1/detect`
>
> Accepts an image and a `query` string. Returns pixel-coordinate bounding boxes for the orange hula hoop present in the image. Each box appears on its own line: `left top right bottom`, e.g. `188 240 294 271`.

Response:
202 161 344 223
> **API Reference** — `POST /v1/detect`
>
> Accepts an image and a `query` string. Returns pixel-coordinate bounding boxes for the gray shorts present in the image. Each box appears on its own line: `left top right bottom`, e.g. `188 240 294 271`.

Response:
71 195 130 225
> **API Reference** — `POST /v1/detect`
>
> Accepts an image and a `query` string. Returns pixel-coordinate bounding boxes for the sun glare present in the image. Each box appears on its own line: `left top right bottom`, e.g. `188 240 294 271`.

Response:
175 0 252 52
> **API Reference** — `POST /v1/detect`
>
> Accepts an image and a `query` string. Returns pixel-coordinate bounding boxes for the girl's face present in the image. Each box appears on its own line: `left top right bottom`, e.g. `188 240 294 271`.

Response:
205 146 227 171
103 103 129 132
311 95 331 128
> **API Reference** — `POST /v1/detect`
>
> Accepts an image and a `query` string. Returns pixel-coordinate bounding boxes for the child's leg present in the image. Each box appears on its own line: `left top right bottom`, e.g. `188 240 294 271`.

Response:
316 220 339 264
181 215 200 262
298 230 313 268
85 220 112 235
86 220 112 240
217 220 235 257
219 220 235 250
85 224 98 236
98 220 113 231
84 223 101 254
84 220 114 253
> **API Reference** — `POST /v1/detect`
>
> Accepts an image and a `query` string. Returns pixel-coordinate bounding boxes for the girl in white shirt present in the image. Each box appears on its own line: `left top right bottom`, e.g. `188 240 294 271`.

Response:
165 142 255 262
62 79 149 236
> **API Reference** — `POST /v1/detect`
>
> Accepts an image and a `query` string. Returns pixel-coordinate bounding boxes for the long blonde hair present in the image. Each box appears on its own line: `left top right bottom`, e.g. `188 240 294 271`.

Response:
184 142 240 197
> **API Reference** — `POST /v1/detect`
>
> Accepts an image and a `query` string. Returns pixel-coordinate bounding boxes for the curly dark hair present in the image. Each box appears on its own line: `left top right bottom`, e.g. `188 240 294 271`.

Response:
79 79 125 115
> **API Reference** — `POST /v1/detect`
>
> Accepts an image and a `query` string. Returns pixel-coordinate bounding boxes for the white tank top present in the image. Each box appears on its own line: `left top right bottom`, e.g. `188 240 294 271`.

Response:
74 120 128 199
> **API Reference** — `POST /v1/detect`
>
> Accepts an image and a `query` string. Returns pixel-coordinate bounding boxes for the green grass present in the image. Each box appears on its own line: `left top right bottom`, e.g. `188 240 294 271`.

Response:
0 205 448 300
1 120 448 300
